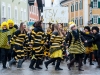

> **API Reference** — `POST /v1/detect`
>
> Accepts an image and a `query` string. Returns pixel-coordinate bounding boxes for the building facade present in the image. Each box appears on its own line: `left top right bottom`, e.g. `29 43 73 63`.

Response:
29 0 39 21
0 0 28 26
61 0 100 27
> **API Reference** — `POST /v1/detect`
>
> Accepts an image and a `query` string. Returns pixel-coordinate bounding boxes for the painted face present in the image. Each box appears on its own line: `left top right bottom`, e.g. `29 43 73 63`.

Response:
9 23 13 27
2 25 7 29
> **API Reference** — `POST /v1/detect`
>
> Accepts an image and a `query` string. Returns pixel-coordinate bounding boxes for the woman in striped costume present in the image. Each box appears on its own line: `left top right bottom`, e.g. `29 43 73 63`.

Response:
44 24 64 71
29 20 45 70
9 22 28 69
66 22 86 71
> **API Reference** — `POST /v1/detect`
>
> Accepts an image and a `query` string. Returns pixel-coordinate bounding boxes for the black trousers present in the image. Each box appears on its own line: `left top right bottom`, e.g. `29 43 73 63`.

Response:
1 48 10 67
0 48 1 62
11 44 17 58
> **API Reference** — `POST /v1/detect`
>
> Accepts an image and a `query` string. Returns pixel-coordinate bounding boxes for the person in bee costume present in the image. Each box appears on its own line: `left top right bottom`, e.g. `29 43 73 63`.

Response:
65 22 86 71
9 22 28 68
0 22 11 69
29 20 45 70
83 26 94 65
7 19 16 60
44 24 64 71
44 23 52 60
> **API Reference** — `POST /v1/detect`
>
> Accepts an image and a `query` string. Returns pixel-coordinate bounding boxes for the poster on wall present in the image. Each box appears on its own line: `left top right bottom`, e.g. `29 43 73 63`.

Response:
43 7 68 23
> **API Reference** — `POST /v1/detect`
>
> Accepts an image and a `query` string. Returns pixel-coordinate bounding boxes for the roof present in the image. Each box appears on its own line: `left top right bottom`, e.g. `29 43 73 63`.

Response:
60 0 71 6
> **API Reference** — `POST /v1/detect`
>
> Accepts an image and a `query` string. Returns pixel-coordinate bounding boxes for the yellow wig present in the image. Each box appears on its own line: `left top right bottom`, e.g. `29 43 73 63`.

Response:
1 22 9 29
7 19 14 26
68 21 76 30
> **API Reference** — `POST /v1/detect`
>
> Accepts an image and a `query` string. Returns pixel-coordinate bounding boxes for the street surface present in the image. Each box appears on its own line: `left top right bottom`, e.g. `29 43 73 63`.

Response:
0 60 100 75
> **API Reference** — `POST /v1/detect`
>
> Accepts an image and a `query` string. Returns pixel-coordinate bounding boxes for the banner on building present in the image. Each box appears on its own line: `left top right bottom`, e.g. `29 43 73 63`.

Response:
43 7 68 23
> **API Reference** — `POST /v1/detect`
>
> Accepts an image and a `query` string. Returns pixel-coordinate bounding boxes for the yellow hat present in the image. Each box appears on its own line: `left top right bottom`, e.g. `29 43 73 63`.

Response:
7 19 14 26
1 22 9 29
68 21 76 30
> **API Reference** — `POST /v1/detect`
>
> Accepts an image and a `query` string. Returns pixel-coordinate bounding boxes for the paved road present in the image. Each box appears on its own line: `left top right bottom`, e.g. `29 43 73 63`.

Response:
0 60 100 75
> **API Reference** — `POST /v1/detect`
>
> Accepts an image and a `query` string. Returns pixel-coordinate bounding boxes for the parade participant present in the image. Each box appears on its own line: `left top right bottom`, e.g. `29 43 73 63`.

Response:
44 23 52 60
0 26 1 63
7 19 16 60
0 22 11 69
83 26 94 65
92 26 100 68
44 24 64 71
29 20 45 70
66 22 86 71
9 22 28 68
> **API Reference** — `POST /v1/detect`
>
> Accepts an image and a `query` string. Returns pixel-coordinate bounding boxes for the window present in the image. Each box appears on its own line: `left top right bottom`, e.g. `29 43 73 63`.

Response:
14 8 18 24
24 10 26 21
93 15 98 24
33 6 35 13
30 6 31 12
71 3 74 12
79 0 83 10
75 18 78 26
75 2 78 11
93 0 98 8
21 10 23 21
8 6 11 19
79 17 83 25
37 8 38 16
2 5 6 18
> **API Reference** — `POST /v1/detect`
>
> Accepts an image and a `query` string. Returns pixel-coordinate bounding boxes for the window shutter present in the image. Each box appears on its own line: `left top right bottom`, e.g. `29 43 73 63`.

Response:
98 1 100 8
71 5 72 12
92 18 93 24
77 18 78 26
98 17 100 24
82 17 83 25
91 1 93 8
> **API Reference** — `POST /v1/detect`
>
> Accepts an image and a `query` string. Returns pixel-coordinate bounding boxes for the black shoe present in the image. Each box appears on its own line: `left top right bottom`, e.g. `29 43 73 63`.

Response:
35 66 42 69
84 61 86 64
3 66 7 69
55 67 63 70
52 62 55 65
44 62 48 69
90 63 94 65
29 66 36 70
78 68 84 71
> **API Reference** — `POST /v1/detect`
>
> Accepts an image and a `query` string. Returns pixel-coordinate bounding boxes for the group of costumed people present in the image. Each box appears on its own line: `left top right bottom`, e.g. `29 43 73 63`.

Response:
0 20 100 72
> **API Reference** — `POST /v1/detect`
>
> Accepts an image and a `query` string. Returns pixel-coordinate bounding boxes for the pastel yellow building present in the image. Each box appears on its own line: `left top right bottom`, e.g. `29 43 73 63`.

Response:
61 0 100 27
